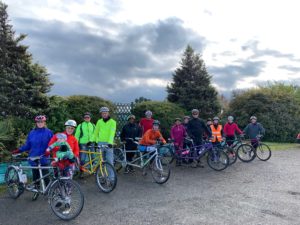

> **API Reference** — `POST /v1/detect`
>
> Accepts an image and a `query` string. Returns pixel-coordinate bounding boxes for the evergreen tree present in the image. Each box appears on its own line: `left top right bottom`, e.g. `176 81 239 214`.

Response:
167 45 220 118
0 2 52 118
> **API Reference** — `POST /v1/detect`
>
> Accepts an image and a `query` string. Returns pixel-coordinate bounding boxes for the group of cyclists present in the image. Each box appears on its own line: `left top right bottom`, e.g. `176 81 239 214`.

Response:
11 106 265 199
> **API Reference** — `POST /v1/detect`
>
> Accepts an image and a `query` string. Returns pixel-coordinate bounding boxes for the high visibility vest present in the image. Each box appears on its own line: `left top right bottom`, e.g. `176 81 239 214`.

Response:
210 125 222 142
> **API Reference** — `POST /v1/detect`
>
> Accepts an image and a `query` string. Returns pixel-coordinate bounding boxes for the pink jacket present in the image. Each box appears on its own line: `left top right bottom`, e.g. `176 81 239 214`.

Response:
171 124 186 147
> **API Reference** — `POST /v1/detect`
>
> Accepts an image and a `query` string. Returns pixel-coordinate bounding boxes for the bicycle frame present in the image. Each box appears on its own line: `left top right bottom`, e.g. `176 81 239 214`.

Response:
116 145 159 169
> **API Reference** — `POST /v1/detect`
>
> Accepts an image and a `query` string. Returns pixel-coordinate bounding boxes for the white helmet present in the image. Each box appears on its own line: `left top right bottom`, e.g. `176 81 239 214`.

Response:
100 107 109 113
64 119 77 127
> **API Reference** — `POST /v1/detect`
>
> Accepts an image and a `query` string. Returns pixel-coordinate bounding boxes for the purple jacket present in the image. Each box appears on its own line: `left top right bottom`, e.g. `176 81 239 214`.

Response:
171 124 186 146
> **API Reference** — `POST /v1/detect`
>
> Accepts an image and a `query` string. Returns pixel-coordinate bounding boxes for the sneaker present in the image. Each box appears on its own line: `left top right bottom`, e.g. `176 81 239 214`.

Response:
124 166 130 174
32 192 39 201
62 204 71 215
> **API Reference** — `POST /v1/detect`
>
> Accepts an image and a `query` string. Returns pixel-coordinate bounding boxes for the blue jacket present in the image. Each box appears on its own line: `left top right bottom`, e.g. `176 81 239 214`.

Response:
20 128 53 166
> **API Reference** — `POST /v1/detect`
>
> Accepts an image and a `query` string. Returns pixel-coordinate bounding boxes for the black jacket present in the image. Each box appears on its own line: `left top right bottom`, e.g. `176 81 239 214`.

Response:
120 122 142 149
187 118 212 143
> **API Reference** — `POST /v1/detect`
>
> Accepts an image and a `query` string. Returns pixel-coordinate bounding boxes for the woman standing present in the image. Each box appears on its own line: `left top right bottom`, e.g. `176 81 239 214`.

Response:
13 115 53 200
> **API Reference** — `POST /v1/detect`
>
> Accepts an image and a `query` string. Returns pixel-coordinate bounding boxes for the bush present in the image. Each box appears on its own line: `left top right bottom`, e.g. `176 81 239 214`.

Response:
132 101 187 138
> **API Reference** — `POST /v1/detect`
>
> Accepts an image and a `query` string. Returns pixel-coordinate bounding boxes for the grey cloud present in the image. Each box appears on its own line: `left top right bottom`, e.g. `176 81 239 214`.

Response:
209 60 266 87
12 16 205 102
242 40 300 61
278 65 300 73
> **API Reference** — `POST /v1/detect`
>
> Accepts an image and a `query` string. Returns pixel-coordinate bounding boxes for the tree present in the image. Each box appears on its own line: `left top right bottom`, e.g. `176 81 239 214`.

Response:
167 45 220 119
228 83 300 142
134 96 151 104
0 2 52 118
132 101 186 138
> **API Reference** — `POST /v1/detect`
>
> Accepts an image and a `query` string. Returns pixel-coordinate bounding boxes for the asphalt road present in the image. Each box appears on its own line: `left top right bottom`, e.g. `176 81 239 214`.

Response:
1 148 300 225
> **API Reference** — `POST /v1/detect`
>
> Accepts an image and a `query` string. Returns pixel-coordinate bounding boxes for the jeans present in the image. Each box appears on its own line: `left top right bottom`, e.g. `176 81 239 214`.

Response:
79 144 95 166
98 142 115 180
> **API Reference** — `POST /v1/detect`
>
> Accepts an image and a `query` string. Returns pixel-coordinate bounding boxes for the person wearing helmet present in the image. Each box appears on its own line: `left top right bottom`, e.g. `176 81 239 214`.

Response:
210 117 225 146
139 120 166 149
223 116 243 146
93 107 116 167
48 119 80 168
243 116 265 149
203 118 212 141
75 112 96 169
183 116 190 130
171 118 187 152
139 110 154 135
120 115 142 173
13 115 53 200
187 109 212 168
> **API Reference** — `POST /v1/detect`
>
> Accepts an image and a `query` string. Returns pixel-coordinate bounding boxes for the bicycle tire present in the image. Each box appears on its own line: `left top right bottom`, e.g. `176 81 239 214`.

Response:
5 166 24 199
158 145 175 164
237 144 256 162
113 148 124 172
255 143 272 161
223 146 237 165
48 179 84 221
207 149 229 171
95 162 117 193
151 156 171 184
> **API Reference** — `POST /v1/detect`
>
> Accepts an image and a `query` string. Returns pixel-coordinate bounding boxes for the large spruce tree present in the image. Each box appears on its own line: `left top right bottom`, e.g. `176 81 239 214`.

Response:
167 45 220 118
0 2 52 118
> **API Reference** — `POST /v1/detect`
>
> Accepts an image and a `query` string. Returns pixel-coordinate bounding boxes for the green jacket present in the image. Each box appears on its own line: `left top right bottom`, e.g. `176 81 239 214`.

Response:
75 122 95 144
93 118 116 144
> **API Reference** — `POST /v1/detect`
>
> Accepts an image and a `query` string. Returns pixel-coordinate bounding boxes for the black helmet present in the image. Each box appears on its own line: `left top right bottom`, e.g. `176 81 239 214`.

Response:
83 112 91 118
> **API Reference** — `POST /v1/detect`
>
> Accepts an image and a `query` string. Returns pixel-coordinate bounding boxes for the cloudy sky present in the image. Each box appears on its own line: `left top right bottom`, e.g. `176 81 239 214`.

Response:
6 0 300 102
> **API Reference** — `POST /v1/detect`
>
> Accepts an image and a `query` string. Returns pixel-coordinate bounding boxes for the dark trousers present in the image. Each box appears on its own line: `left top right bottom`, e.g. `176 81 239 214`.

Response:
226 136 235 146
32 168 49 187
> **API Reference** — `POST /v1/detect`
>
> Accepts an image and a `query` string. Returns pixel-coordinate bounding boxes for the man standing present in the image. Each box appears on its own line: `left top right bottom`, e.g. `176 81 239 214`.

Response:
243 116 265 149
139 110 154 135
120 115 142 173
187 109 212 167
93 107 116 166
75 112 95 168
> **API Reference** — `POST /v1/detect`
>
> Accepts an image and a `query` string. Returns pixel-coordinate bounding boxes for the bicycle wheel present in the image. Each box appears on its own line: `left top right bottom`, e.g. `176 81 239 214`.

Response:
223 146 237 165
237 144 256 162
113 148 124 172
158 145 175 164
48 179 84 221
151 156 171 184
95 162 117 193
255 143 272 161
207 149 229 171
5 166 24 199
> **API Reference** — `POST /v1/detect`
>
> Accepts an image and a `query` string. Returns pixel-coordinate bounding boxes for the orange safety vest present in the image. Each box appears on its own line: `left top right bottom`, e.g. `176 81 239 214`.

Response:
210 125 222 143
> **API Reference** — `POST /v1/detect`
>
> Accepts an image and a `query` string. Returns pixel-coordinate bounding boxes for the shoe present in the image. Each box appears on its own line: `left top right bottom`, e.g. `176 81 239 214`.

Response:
62 204 71 215
124 166 130 174
197 161 204 168
191 161 197 168
32 192 39 201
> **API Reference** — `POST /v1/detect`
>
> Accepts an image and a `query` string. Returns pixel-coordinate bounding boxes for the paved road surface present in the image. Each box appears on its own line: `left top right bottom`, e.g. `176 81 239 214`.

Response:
1 148 300 225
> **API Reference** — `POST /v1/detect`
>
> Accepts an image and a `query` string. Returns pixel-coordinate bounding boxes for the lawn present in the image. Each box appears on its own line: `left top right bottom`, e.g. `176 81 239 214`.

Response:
264 142 299 151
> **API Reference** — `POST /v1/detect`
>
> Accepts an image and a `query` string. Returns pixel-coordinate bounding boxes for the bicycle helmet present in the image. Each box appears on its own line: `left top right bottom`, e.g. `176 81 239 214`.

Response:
83 112 91 118
213 116 220 121
127 114 136 120
99 107 109 113
153 120 160 126
35 115 46 122
228 116 234 121
145 110 152 116
183 116 190 120
207 118 212 122
250 116 257 120
191 109 199 114
64 119 77 127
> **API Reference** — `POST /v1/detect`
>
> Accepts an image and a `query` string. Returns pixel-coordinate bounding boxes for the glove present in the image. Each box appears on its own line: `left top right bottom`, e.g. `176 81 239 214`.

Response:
12 149 20 154
86 142 92 146
44 150 51 157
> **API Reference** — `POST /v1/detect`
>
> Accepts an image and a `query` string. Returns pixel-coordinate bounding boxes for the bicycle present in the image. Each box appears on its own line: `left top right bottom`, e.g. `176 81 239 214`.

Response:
113 138 171 184
176 138 229 171
77 144 117 193
5 154 84 220
251 135 272 161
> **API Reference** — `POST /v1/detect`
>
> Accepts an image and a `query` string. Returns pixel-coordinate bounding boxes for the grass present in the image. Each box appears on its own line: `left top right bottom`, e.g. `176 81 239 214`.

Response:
264 142 299 151
0 184 6 195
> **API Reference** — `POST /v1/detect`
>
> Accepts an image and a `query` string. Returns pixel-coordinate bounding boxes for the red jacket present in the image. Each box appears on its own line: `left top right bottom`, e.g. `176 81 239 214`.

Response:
48 132 80 158
223 122 242 137
139 118 154 135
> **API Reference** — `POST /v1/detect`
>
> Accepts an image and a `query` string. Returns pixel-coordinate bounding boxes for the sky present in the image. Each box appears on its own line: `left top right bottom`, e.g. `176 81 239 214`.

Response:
6 0 300 102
